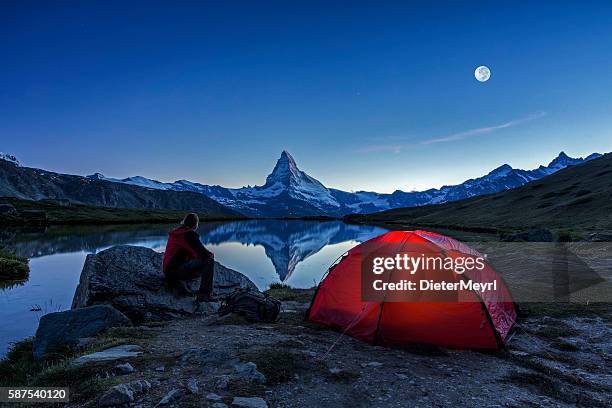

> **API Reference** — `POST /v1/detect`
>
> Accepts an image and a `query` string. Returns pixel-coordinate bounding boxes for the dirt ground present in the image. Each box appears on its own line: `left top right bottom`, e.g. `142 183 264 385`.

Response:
66 300 611 408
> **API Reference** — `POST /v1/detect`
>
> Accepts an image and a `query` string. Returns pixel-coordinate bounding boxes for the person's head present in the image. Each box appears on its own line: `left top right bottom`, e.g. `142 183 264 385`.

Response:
181 213 199 230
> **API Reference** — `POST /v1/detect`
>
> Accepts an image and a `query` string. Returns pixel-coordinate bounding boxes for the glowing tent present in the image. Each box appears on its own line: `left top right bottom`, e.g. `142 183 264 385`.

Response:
307 230 516 349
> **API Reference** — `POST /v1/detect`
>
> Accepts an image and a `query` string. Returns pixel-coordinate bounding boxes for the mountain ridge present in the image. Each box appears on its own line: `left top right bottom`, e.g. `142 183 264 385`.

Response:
0 150 602 217
0 160 241 217
347 153 612 233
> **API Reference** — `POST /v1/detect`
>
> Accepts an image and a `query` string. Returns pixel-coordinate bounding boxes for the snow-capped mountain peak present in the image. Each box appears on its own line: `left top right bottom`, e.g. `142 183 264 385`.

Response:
265 150 305 187
485 164 513 179
238 151 341 211
87 172 106 180
586 153 603 161
548 151 585 169
0 152 20 166
121 176 172 190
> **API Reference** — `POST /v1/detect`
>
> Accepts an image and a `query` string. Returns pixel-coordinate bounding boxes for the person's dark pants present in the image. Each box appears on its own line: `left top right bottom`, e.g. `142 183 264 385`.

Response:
167 258 214 296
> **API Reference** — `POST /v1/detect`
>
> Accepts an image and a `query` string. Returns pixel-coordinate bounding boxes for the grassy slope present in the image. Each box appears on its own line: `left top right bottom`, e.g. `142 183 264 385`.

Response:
347 153 612 234
0 196 247 225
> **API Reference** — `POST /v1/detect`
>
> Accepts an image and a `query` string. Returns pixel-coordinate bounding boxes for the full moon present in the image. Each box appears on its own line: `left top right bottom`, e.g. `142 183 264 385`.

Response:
475 65 491 82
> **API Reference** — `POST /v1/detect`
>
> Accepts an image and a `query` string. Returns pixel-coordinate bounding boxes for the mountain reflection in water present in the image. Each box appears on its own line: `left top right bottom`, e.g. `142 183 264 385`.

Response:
2 220 388 286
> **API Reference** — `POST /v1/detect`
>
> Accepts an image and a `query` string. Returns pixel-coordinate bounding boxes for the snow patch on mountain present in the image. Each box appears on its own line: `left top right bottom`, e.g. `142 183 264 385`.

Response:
0 153 20 166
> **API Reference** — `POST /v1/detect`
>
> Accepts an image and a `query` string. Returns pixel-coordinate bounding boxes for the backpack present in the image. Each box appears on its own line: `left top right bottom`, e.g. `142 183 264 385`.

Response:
218 288 281 323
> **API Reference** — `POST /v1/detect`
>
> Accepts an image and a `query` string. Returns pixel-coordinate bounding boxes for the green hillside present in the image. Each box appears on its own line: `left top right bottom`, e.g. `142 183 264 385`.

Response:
347 153 612 236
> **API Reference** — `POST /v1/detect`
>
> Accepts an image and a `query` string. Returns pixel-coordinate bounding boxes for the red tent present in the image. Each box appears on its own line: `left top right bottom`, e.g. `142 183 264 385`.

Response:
307 230 516 349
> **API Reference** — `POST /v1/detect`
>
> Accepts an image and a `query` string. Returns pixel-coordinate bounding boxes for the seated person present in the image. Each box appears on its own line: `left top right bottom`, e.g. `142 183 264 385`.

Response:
163 213 215 302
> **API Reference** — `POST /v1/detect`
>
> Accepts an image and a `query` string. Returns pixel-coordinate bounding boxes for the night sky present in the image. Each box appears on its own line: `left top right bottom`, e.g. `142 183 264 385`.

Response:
2 1 611 192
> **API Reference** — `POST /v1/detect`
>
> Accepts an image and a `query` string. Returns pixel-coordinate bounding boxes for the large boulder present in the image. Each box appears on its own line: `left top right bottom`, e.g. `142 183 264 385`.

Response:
71 245 258 321
33 304 130 359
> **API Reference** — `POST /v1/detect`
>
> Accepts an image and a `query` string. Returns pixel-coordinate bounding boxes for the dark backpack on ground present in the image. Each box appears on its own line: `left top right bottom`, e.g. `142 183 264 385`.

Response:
218 288 281 323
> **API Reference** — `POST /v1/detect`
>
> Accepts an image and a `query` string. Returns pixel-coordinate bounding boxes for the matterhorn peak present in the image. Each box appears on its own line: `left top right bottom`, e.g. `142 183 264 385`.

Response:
265 151 301 186
279 150 298 167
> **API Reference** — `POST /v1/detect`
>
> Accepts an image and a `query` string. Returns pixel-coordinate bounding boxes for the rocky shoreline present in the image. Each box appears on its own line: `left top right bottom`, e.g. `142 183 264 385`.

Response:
1 246 610 407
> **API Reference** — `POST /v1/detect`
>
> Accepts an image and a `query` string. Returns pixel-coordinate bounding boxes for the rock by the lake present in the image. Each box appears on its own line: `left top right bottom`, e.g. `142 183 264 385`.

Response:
33 304 130 359
99 380 150 407
231 396 268 408
99 384 134 406
155 388 184 406
72 245 258 322
71 344 143 366
115 362 135 374
234 362 266 384
212 404 229 408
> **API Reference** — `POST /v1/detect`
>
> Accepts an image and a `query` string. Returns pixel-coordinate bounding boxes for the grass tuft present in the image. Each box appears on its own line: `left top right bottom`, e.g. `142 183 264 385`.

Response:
0 247 29 282
240 348 324 384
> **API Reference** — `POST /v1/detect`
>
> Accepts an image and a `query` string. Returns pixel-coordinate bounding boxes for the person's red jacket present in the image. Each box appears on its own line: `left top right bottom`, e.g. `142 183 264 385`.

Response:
163 226 214 274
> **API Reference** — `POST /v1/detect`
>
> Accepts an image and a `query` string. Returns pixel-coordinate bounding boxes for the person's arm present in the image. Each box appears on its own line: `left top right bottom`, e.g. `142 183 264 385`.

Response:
184 231 214 261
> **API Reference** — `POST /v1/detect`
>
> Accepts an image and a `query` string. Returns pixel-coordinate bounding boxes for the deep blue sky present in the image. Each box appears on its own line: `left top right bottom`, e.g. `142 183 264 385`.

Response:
2 1 611 192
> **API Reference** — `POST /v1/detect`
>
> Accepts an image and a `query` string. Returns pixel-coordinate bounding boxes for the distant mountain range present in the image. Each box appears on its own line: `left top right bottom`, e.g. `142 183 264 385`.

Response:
348 152 612 234
85 150 601 217
0 157 240 217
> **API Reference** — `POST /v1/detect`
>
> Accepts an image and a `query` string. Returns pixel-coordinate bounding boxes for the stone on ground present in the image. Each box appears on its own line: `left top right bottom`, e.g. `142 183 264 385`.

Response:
115 362 135 374
99 384 134 407
206 392 223 401
185 378 199 394
71 344 143 366
99 379 151 407
233 361 267 384
231 397 268 408
33 304 130 359
155 388 184 406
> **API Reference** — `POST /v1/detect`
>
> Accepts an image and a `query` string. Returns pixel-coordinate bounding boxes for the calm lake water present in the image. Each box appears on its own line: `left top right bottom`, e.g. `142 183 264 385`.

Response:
0 220 388 356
